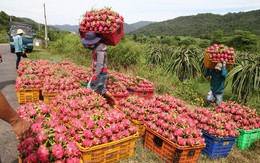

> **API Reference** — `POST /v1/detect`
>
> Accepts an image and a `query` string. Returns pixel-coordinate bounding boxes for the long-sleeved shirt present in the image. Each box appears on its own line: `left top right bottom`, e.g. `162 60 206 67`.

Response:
13 35 24 53
91 43 108 80
205 66 227 94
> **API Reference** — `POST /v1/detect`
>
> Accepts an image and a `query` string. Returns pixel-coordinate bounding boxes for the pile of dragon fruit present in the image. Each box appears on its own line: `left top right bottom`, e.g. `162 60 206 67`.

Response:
17 101 81 162
17 88 137 162
16 59 155 97
79 7 124 33
16 59 260 162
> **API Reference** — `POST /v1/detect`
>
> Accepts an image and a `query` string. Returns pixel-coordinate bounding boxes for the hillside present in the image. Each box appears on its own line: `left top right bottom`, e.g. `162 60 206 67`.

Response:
131 9 260 37
53 21 154 34
0 11 60 32
0 9 153 34
2 9 259 37
53 24 79 33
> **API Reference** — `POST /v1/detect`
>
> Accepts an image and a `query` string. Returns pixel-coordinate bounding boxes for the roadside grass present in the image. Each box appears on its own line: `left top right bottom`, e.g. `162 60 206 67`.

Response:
28 49 260 163
119 138 163 163
28 49 66 62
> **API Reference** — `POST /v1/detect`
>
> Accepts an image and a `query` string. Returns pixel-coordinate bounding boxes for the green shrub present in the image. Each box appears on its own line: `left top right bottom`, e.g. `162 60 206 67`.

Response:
108 37 145 70
48 33 90 66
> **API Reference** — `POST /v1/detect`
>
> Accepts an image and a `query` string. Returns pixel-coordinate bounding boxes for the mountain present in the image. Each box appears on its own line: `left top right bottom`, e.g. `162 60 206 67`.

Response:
53 21 154 34
1 10 153 34
53 24 79 33
130 21 155 29
0 11 60 32
2 9 259 38
131 9 260 37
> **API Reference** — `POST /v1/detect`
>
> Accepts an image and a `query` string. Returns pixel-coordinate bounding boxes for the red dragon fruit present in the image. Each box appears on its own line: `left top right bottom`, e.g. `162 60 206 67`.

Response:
52 144 64 159
37 145 50 162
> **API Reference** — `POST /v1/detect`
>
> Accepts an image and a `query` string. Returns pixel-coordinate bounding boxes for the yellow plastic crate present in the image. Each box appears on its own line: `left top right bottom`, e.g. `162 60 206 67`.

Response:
42 92 57 103
129 118 145 138
78 133 138 163
114 106 145 137
19 156 84 162
16 88 40 104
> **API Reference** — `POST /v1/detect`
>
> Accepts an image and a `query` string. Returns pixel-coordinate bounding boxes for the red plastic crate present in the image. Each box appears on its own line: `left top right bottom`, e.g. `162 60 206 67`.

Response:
127 88 155 99
144 127 205 163
80 24 124 46
113 92 129 101
107 92 129 105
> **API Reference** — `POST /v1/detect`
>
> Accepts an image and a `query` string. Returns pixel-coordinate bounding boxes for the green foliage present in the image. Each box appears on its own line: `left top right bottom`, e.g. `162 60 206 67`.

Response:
48 33 89 66
178 37 196 47
166 46 202 81
108 37 144 70
173 80 206 107
0 30 9 43
131 10 260 38
0 11 39 32
210 30 224 45
226 30 258 52
198 40 210 49
48 30 70 41
0 11 10 32
146 45 174 66
226 53 260 103
159 36 176 46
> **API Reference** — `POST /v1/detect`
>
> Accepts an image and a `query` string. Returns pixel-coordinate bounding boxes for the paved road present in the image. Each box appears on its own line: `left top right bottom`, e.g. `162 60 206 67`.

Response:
0 44 20 163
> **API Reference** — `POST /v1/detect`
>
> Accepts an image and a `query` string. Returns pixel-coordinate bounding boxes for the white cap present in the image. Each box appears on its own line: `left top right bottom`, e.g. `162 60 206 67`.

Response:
16 29 24 34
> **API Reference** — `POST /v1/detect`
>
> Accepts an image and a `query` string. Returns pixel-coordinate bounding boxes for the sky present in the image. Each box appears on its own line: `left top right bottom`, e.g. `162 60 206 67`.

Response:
1 0 260 25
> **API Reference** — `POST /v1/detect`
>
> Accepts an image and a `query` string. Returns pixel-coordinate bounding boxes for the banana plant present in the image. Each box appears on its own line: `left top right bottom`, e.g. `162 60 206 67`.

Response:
166 46 201 81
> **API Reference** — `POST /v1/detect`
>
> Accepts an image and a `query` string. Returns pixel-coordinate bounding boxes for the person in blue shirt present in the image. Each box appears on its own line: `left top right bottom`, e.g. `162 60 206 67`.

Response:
13 29 27 69
205 61 227 106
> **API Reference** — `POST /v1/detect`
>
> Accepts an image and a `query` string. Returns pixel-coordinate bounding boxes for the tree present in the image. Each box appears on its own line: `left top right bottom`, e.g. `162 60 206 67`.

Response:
226 30 258 52
210 30 224 45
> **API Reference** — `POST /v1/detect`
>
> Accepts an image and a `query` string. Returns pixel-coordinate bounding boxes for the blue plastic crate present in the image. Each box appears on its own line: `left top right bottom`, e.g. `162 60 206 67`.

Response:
202 130 237 159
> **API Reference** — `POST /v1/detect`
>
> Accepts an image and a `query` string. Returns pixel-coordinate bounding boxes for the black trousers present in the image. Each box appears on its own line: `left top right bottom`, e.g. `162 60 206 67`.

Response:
16 52 28 70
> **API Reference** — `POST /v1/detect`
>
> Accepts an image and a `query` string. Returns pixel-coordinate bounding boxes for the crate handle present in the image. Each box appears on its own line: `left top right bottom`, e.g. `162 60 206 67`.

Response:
117 27 121 34
172 149 183 163
142 92 147 96
188 150 195 157
153 135 163 148
223 141 230 146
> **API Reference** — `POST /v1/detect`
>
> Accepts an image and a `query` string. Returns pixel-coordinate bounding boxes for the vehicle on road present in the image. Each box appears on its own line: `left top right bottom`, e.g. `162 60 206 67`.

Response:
8 22 34 53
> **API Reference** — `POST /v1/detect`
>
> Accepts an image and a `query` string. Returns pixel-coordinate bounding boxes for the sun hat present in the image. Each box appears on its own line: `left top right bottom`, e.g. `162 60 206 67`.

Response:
215 62 222 71
81 32 101 45
16 29 24 35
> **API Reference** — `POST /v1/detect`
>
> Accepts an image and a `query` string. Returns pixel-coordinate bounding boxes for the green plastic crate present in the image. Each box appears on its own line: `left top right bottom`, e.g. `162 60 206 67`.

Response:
236 128 260 150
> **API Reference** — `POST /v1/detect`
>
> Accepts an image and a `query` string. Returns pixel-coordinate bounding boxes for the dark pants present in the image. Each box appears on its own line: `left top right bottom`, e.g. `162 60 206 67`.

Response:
16 52 27 70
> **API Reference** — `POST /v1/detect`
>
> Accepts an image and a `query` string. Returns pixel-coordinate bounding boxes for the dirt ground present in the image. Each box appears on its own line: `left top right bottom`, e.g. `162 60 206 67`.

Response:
0 44 21 163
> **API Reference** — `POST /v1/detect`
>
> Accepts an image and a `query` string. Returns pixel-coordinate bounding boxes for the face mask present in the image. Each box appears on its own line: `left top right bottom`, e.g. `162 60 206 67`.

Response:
85 44 95 49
